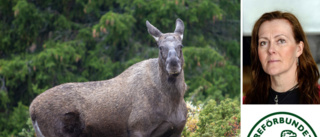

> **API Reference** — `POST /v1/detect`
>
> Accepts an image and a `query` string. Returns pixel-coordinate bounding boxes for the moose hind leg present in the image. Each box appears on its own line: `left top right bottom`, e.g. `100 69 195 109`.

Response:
62 111 84 137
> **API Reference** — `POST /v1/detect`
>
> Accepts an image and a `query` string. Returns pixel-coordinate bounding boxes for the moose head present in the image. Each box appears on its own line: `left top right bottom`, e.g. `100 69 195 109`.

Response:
146 19 185 78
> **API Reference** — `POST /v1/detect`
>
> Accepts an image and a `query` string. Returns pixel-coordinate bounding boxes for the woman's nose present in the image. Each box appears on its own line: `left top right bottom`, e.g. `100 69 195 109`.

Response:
268 42 276 54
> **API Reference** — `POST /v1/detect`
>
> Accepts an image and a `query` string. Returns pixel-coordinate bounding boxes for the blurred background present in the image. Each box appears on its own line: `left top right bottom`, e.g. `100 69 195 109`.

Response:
0 0 240 136
243 0 320 94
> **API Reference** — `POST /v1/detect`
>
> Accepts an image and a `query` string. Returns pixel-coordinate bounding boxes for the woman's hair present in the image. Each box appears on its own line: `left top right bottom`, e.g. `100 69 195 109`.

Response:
244 11 320 104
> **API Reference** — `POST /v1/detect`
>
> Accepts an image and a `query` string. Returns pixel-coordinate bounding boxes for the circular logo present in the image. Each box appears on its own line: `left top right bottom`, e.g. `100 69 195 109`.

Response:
248 112 317 137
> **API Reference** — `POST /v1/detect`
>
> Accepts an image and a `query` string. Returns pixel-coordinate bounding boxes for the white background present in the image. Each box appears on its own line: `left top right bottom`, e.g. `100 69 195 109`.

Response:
243 0 320 36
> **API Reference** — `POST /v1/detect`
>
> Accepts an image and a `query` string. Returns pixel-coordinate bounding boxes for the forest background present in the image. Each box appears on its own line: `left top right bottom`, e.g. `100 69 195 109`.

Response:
0 0 240 136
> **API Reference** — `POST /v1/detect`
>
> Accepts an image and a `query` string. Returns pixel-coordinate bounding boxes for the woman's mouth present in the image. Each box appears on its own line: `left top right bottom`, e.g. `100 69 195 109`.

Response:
268 60 280 63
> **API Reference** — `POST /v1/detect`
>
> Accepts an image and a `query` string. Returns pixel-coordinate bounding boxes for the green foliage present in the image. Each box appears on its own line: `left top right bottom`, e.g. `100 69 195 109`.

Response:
184 47 240 104
199 99 240 136
183 98 240 137
0 89 10 109
92 11 136 61
93 11 136 43
54 15 72 31
0 102 30 136
0 0 240 136
9 0 44 54
18 118 35 137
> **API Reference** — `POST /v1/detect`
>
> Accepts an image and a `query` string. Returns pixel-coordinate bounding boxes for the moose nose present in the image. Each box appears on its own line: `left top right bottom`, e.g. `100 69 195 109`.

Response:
168 50 177 58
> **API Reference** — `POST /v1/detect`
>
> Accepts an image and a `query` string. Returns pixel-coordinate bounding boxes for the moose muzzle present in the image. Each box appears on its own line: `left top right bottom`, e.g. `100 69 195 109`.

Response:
166 49 181 76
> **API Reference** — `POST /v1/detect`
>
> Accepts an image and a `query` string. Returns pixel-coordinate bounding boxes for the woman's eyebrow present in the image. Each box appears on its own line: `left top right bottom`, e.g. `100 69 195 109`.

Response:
274 34 289 39
258 37 269 40
259 34 288 40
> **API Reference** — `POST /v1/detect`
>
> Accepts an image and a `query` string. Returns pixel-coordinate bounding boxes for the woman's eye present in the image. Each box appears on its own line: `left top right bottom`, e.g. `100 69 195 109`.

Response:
278 39 286 44
260 41 267 46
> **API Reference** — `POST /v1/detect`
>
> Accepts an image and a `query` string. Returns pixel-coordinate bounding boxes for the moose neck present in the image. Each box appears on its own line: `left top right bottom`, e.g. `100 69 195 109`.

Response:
158 57 185 102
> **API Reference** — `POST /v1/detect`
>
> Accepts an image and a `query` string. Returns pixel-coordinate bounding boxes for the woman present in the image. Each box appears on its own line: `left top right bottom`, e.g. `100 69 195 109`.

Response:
244 11 320 104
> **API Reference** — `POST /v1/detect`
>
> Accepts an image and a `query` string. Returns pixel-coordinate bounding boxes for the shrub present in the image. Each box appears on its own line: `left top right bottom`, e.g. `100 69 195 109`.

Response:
183 98 240 137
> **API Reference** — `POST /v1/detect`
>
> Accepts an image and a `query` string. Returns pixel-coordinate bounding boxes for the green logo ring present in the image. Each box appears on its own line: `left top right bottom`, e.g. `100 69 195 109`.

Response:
247 111 317 137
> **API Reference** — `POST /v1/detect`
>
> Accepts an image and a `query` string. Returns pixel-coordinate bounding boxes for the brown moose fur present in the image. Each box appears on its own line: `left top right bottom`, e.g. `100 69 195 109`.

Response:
29 19 187 137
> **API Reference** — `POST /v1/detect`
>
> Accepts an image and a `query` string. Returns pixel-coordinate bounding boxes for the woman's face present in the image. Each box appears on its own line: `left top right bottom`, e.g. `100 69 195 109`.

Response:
258 19 303 77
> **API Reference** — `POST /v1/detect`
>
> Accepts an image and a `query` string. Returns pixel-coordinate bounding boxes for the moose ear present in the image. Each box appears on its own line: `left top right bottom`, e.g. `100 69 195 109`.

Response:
146 20 163 41
174 18 184 40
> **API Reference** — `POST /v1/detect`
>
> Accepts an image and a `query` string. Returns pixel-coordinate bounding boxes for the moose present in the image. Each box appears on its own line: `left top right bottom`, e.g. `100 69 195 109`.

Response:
29 18 188 137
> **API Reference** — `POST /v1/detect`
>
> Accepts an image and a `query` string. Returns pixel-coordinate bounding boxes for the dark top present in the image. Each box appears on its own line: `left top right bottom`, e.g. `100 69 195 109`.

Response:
267 88 299 104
